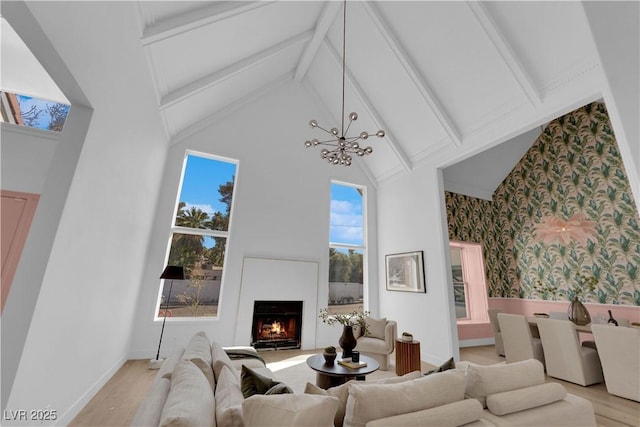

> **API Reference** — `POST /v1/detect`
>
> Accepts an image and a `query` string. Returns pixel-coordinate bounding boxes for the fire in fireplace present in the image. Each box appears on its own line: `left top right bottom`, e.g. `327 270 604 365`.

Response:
251 301 302 350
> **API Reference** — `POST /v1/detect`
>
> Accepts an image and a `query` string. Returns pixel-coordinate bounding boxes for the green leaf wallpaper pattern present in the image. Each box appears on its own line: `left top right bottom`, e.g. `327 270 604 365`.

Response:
445 102 640 305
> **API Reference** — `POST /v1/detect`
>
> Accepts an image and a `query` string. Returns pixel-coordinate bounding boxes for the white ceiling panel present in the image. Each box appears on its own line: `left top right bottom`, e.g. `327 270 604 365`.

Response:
375 1 526 133
163 40 304 136
483 1 596 92
146 1 323 95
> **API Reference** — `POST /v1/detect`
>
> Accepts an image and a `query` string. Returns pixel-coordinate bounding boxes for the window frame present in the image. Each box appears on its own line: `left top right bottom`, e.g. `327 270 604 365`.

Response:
327 180 367 313
450 240 489 324
155 150 239 321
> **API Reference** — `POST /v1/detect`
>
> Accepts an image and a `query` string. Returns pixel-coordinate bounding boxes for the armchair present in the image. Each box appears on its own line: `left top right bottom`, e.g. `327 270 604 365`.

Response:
354 317 397 370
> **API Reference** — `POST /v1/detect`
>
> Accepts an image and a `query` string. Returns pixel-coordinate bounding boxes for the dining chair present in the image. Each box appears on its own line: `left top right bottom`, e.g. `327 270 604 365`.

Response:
537 318 603 386
487 309 505 356
591 324 639 401
497 313 545 367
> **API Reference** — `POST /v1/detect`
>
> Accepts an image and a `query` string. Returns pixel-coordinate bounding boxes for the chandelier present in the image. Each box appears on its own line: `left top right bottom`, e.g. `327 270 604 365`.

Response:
304 0 385 166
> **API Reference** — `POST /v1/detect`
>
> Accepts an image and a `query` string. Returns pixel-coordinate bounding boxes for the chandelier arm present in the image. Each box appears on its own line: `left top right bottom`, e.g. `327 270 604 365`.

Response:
313 124 336 136
344 117 354 136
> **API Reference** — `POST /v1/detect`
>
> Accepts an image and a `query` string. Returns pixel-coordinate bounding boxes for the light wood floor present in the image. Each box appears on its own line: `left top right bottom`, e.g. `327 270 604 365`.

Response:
70 345 640 427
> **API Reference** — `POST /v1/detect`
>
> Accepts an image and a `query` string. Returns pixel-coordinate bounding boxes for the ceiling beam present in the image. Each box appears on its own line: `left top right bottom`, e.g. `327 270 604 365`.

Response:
159 30 312 110
170 72 294 145
141 1 275 46
325 41 413 173
466 1 542 107
294 1 342 82
362 2 463 147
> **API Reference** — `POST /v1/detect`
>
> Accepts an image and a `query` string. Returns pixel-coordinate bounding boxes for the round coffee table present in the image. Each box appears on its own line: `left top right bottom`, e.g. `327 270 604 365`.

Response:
306 352 380 389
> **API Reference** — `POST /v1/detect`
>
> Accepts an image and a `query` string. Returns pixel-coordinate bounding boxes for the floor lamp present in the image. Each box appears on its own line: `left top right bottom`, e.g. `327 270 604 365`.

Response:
149 265 184 369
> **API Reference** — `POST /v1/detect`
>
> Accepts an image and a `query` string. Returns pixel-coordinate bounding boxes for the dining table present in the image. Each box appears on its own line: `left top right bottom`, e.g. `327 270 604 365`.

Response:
527 316 593 336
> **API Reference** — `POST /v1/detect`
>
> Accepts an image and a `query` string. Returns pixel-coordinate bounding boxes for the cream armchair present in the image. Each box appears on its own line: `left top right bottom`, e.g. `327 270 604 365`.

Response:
354 317 397 371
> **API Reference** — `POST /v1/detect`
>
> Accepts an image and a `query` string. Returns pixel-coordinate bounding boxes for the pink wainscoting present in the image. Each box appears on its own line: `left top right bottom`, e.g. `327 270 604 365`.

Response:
458 298 640 344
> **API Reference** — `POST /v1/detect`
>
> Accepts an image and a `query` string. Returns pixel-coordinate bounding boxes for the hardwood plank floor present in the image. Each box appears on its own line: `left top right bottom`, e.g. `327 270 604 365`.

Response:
70 346 639 426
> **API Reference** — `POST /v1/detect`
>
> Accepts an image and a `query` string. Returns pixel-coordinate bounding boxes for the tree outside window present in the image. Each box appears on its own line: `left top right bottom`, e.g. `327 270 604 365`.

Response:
158 153 237 318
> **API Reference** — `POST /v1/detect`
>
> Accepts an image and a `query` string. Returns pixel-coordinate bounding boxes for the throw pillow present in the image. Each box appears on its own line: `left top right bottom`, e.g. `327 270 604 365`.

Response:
424 357 455 375
212 341 240 383
365 316 387 339
159 360 215 427
486 382 567 416
265 382 294 395
303 371 421 427
240 365 289 398
242 394 339 427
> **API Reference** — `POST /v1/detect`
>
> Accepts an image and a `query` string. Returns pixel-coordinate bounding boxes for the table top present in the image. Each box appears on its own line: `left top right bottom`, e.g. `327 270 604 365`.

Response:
306 353 380 377
396 338 420 345
527 316 592 333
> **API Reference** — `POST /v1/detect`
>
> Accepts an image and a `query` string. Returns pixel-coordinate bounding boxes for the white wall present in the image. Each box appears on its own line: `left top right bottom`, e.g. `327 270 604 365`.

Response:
3 2 168 424
129 81 379 358
376 166 459 365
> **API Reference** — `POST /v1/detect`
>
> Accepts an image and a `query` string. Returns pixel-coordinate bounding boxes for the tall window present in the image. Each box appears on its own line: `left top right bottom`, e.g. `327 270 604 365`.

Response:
157 152 237 319
450 241 489 322
328 182 366 315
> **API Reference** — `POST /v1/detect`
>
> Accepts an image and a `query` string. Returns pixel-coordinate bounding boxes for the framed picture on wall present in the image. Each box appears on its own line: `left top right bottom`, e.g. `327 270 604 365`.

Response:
385 251 426 293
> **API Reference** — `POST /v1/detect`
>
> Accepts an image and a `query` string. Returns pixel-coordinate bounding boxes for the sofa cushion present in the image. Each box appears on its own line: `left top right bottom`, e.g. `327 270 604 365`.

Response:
365 316 387 339
486 382 567 416
130 377 171 427
215 366 245 427
159 360 215 427
242 394 339 427
159 347 185 380
461 359 545 407
343 370 465 427
304 370 421 427
366 398 484 427
212 341 240 383
183 331 215 389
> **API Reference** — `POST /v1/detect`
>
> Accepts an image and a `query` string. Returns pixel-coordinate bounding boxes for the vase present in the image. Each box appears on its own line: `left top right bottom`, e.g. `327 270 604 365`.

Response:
323 350 337 364
339 325 357 358
568 297 591 326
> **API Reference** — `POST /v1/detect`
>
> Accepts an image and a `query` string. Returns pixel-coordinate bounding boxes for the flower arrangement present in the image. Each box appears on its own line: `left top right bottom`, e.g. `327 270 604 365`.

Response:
319 308 370 334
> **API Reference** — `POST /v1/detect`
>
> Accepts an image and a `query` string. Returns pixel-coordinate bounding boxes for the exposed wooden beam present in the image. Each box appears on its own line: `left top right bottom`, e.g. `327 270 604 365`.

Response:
141 1 275 46
325 41 413 173
466 1 542 107
294 1 342 81
160 30 312 110
362 2 463 147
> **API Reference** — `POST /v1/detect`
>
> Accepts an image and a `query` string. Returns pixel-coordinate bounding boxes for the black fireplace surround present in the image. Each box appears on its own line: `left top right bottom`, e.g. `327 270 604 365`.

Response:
251 300 302 350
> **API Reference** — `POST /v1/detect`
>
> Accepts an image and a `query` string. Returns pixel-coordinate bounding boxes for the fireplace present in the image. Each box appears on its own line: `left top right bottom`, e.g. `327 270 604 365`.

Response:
251 301 302 350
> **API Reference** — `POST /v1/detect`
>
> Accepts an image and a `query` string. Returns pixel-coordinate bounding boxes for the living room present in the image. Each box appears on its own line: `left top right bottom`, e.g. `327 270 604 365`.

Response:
1 1 638 426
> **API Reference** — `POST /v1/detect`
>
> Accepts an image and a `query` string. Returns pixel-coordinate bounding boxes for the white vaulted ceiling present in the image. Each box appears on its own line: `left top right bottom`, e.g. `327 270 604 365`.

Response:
136 1 602 187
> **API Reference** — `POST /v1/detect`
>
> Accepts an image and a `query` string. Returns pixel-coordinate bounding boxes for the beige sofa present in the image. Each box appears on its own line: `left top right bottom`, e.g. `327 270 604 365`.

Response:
133 332 596 427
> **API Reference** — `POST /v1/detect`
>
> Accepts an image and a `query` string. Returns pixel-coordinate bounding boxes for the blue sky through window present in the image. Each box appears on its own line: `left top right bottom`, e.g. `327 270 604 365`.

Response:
15 94 69 131
330 183 363 246
179 154 236 216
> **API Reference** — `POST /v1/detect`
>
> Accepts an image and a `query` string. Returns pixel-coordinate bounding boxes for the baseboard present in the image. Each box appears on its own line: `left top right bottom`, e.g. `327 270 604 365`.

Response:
55 355 127 426
459 338 495 348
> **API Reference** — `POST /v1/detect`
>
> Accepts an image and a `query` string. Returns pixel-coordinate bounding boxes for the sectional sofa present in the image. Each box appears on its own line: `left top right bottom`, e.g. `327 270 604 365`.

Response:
131 331 597 427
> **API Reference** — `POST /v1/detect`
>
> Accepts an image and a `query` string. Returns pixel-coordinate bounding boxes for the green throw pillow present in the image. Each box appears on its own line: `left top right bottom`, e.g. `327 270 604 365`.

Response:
241 365 291 398
424 357 455 376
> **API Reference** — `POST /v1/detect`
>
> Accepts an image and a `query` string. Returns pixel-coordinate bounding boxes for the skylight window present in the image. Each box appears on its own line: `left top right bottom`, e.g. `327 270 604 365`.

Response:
1 17 70 132
1 91 70 132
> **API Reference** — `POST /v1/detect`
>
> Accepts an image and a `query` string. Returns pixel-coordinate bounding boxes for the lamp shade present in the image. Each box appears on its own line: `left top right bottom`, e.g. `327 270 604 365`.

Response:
160 265 185 280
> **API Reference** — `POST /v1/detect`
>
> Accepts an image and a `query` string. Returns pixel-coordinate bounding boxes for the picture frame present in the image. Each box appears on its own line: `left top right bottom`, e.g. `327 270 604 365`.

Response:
385 251 426 293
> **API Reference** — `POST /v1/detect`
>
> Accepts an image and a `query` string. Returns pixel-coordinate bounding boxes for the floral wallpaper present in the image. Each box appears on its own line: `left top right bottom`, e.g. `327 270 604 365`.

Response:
446 102 640 306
